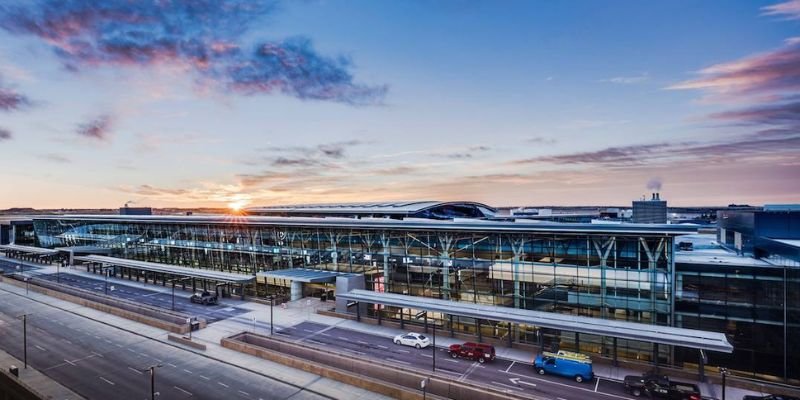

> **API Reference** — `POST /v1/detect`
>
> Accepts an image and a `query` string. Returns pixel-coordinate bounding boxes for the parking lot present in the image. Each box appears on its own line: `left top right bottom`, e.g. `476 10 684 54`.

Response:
276 321 638 400
34 273 250 324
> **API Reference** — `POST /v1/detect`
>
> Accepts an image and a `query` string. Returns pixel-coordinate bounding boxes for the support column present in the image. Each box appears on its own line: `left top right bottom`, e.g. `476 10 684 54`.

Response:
653 343 660 373
290 280 303 301
477 320 482 342
698 350 706 382
381 234 391 294
438 234 454 300
508 322 513 348
613 337 618 366
449 315 454 338
400 308 404 329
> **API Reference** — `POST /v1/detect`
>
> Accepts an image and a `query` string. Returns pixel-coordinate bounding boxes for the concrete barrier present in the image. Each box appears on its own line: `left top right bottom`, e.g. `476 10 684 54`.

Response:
0 368 47 400
223 332 532 400
0 276 201 334
168 334 207 351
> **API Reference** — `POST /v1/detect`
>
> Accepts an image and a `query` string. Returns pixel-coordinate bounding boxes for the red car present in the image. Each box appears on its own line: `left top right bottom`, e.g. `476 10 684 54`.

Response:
448 342 496 363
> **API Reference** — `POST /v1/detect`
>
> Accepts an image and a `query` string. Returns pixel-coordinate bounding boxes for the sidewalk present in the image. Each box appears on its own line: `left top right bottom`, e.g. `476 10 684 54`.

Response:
0 348 83 399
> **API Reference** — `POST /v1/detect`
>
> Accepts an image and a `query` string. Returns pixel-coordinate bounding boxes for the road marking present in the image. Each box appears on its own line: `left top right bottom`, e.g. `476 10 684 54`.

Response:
491 381 522 391
387 358 411 365
421 354 432 358
173 386 192 396
199 375 210 380
444 358 459 363
104 339 113 344
128 367 143 375
357 340 369 345
183 369 193 374
307 339 325 346
320 333 330 337
377 345 388 349
218 382 229 388
127 348 137 353
238 390 250 397
303 329 315 333
595 377 601 392
167 363 177 368
558 398 567 400
500 368 632 400
99 376 115 385
505 361 515 373
64 359 76 366
396 349 409 353
338 336 349 341
34 345 46 351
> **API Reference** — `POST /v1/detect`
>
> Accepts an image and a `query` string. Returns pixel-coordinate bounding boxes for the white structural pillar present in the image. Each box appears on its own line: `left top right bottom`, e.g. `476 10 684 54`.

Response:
381 234 391 292
509 237 526 309
290 280 303 301
438 234 455 300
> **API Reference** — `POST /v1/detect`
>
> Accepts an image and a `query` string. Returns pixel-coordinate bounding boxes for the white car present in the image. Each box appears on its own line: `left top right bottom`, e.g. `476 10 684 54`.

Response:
393 332 431 349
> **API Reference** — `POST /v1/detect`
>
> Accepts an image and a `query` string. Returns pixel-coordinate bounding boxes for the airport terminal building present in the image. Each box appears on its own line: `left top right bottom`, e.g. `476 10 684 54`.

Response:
3 201 798 383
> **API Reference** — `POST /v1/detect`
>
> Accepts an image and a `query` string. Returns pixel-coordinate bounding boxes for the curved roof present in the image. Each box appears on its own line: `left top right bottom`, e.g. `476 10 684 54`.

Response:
246 201 496 218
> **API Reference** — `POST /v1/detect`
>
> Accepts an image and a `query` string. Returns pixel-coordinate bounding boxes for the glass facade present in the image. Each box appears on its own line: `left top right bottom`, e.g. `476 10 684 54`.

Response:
33 217 681 364
675 262 800 383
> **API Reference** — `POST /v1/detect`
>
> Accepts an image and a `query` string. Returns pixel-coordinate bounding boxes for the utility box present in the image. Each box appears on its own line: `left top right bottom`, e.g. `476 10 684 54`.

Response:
9 365 18 377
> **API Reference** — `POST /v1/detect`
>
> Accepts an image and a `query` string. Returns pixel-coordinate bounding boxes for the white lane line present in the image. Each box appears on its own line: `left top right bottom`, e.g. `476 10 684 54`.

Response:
199 375 210 381
320 333 330 337
491 381 521 391
183 369 193 374
396 349 410 353
505 361 515 373
64 359 76 366
377 345 388 349
595 378 601 392
174 386 192 396
115 344 123 348
421 354 432 358
127 348 137 353
218 382 229 388
238 390 250 397
99 376 115 385
444 358 459 363
357 340 369 345
104 339 112 344
34 345 46 351
303 329 315 333
387 358 411 365
337 336 349 341
128 367 143 375
167 363 177 368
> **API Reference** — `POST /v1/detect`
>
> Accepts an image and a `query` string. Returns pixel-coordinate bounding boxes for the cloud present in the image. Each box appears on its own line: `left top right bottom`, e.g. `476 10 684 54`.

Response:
514 143 669 166
668 38 800 99
762 0 800 19
39 153 71 163
527 136 557 145
709 99 800 125
600 73 649 84
512 132 800 168
0 78 31 111
0 127 10 140
77 114 113 140
0 1 386 105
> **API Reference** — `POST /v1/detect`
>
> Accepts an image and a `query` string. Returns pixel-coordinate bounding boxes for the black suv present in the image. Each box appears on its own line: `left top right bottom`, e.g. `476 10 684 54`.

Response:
623 373 701 400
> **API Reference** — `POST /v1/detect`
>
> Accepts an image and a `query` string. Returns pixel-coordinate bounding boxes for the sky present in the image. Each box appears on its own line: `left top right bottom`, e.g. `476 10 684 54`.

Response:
0 0 799 209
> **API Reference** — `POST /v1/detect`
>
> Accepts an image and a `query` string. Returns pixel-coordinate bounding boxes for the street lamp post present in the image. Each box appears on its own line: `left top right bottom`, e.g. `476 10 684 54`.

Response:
268 295 274 335
17 313 30 369
146 364 162 400
415 311 436 372
720 367 728 400
104 268 110 295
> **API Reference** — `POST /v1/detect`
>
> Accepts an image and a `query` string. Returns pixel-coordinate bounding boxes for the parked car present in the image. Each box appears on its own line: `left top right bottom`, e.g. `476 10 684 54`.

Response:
189 291 218 305
393 332 430 349
623 373 701 400
448 342 496 363
743 396 800 400
533 351 594 383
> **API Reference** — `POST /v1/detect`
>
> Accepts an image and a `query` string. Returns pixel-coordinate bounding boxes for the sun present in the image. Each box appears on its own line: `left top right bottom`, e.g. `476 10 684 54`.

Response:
227 200 247 214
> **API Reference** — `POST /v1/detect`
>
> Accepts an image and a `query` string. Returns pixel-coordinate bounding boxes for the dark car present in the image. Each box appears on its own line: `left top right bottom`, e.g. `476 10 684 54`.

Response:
623 373 701 400
448 342 496 363
743 396 800 400
190 291 218 305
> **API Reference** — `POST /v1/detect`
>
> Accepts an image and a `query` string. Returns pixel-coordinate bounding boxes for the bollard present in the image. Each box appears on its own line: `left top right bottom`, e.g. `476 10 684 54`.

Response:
9 365 19 377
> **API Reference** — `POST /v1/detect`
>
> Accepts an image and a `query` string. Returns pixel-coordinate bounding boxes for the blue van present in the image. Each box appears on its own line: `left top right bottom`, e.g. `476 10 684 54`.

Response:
533 352 594 383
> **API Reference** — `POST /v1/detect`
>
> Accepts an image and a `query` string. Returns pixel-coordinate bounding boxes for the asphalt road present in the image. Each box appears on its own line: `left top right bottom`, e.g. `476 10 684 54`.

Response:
35 273 248 323
0 287 331 400
277 321 637 400
0 258 41 274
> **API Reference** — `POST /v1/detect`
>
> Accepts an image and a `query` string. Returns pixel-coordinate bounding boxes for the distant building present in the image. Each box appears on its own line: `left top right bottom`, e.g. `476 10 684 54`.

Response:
119 206 152 215
632 193 667 223
717 204 800 255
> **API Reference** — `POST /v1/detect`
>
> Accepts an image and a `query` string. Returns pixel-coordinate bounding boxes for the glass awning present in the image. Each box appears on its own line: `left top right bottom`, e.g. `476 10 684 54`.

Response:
337 289 733 353
74 255 254 283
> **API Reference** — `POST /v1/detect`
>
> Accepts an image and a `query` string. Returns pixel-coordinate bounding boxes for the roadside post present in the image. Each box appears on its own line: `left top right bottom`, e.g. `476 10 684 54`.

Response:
420 377 429 400
187 317 192 340
720 367 728 400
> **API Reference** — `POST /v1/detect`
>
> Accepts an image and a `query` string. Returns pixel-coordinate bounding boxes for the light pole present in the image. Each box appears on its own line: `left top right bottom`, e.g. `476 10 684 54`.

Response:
104 268 110 295
145 364 162 400
17 313 30 369
169 277 190 311
268 295 274 335
720 367 728 400
415 311 436 372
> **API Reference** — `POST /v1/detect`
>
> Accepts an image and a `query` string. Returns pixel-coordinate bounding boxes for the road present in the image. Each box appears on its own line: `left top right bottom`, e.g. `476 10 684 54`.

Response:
35 273 249 323
0 258 41 274
276 322 637 400
0 287 331 400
